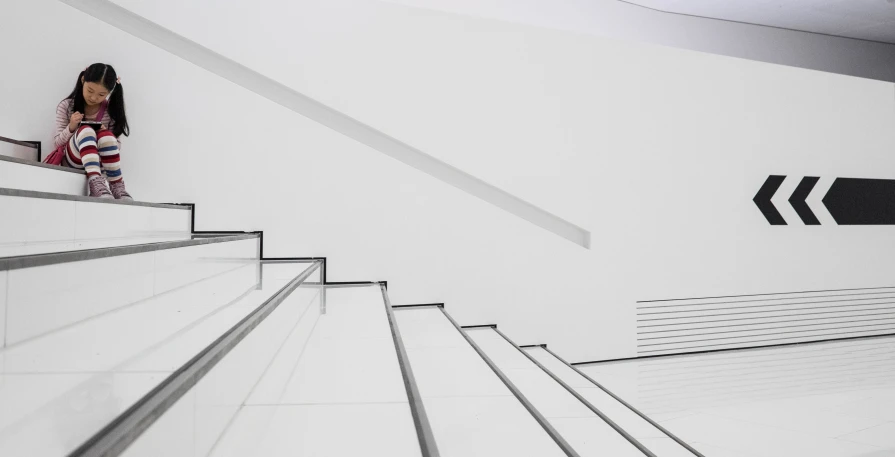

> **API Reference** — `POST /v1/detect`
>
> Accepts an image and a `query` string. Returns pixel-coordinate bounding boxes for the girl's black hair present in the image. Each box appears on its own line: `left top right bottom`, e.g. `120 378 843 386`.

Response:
65 63 129 138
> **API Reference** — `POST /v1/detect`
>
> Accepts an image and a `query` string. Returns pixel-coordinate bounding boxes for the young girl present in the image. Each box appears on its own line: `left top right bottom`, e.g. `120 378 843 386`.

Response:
54 63 132 200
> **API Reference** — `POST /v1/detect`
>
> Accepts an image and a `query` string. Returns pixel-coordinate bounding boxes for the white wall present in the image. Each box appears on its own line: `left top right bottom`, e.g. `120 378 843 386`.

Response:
2 0 895 362
381 0 895 83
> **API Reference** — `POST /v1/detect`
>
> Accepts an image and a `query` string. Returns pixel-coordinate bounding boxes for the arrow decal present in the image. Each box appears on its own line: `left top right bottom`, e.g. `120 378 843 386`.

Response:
754 175 787 225
788 176 820 225
822 178 895 225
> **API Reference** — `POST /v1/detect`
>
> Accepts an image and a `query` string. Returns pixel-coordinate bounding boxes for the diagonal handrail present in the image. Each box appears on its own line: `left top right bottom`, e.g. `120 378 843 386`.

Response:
57 0 591 249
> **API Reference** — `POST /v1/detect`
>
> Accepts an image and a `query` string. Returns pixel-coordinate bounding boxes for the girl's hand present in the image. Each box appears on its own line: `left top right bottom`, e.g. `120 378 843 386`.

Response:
68 112 84 132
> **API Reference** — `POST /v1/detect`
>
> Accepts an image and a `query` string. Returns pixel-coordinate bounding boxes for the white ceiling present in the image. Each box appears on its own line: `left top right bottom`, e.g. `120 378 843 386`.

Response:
624 0 895 44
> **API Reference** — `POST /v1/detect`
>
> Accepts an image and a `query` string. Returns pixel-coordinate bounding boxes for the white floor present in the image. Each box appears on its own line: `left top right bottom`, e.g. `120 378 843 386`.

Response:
0 261 314 457
123 284 421 457
576 337 895 457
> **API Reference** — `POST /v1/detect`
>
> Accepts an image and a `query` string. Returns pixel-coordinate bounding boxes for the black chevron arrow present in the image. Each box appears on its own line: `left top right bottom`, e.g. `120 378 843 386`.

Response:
754 175 787 225
788 176 820 225
822 178 895 225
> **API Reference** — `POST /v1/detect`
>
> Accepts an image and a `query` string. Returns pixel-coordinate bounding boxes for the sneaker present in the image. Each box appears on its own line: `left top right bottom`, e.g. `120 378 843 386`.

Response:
87 175 114 199
109 180 133 201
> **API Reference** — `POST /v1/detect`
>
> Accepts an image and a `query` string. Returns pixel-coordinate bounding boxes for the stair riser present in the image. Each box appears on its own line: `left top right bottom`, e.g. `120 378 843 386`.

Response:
1 237 259 347
0 194 191 256
0 142 38 161
0 160 85 195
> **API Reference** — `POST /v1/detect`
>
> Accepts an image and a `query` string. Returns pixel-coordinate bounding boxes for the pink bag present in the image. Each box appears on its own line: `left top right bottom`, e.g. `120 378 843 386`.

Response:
43 101 107 166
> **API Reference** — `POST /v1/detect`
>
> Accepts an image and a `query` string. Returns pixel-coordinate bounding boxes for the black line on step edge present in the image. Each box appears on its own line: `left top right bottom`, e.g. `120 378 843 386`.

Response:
519 344 547 349
162 203 196 233
537 345 704 457
326 281 379 286
159 204 331 282
392 303 445 309
67 261 321 457
380 284 440 457
573 332 895 365
461 324 497 329
0 135 40 148
498 329 659 457
442 308 579 457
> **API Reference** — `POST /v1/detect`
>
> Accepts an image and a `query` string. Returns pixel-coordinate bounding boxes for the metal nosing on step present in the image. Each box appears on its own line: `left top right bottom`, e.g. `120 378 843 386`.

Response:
0 233 260 271
0 187 191 209
441 309 580 457
380 285 441 457
494 329 657 457
392 303 445 309
67 260 322 457
0 152 83 174
537 345 706 457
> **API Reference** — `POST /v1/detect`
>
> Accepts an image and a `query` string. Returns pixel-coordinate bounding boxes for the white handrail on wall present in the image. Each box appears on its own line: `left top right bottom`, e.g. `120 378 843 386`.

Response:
59 0 591 249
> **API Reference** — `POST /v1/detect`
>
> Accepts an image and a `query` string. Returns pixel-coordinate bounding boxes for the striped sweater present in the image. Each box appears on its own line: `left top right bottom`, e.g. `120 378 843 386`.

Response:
54 98 120 150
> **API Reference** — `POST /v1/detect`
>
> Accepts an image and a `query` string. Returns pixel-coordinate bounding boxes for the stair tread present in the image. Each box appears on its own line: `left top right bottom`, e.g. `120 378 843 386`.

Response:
0 261 312 457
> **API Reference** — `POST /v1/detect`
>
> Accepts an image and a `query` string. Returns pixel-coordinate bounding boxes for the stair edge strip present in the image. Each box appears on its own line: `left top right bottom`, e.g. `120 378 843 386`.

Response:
538 345 706 457
0 233 259 271
0 186 191 210
380 284 441 457
441 310 580 457
67 260 322 457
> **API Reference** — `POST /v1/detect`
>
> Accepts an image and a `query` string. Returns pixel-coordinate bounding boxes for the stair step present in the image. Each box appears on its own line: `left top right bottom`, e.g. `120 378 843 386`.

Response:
525 346 704 457
119 283 424 457
0 187 192 257
394 306 569 457
0 137 39 162
465 327 646 457
0 260 318 456
0 234 259 348
0 155 86 196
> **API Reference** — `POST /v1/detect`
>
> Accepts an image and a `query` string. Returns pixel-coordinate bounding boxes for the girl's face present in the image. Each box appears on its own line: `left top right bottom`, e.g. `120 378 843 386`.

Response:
82 79 110 107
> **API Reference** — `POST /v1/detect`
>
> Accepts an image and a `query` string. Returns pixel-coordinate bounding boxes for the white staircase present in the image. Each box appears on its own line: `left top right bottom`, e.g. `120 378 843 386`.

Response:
0 154 86 195
0 140 704 456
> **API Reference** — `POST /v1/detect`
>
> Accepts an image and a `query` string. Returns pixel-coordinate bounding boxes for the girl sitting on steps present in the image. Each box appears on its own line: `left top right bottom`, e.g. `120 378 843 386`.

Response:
52 63 132 200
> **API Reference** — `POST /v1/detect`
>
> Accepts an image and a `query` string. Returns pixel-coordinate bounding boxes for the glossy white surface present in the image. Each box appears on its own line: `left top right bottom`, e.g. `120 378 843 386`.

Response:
0 261 315 457
3 238 258 346
0 235 192 258
124 281 321 457
466 329 643 457
0 194 191 257
209 403 421 457
0 144 38 161
526 346 697 456
0 160 85 195
5 251 156 345
575 336 895 457
395 308 564 457
424 396 566 457
125 283 420 457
